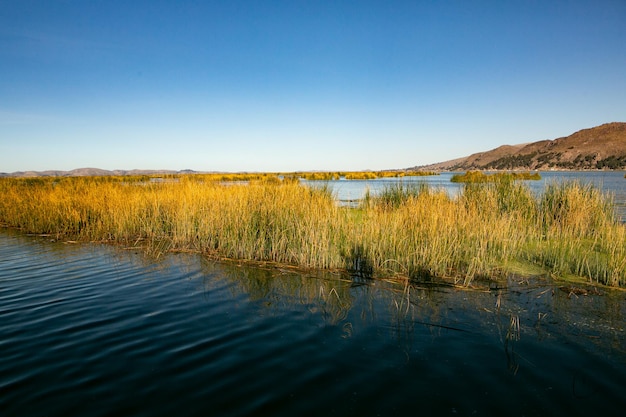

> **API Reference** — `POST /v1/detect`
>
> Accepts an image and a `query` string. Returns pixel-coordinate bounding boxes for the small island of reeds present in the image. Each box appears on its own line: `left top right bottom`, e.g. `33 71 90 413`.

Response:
451 171 541 183
0 173 624 288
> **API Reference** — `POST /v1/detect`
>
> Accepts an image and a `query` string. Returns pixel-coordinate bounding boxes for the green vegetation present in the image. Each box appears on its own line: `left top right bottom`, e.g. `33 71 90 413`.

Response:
0 174 624 287
476 152 626 171
450 171 541 183
486 152 537 170
572 154 598 169
363 182 429 210
596 155 626 170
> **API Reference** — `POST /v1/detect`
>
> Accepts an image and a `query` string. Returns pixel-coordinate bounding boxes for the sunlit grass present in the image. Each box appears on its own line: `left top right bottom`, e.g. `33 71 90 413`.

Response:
289 172 340 181
0 174 624 287
451 171 541 183
343 170 438 180
284 170 439 181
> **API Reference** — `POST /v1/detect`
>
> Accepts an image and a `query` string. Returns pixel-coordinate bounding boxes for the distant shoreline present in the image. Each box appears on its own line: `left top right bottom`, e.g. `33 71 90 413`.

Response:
2 166 626 178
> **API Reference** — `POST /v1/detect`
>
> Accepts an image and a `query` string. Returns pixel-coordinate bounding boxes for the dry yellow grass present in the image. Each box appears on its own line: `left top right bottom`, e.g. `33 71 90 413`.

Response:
0 175 624 287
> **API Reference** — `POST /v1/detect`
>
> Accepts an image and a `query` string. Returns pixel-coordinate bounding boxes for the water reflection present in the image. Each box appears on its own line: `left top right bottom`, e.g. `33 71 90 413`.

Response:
2 231 626 417
196 255 626 374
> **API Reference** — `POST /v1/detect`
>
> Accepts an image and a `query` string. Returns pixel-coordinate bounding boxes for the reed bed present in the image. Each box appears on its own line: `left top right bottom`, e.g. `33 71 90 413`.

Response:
451 171 541 183
342 170 438 180
0 175 624 287
290 170 438 180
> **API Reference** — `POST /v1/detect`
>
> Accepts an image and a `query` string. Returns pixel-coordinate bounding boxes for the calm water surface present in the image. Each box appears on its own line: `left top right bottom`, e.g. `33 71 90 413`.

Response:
1 231 625 416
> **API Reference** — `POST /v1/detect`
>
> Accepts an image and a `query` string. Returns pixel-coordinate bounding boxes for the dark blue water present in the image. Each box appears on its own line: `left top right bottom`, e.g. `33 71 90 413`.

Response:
1 231 625 416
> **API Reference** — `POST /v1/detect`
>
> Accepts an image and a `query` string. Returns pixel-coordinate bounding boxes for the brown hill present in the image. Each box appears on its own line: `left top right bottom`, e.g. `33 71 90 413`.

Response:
1 168 193 178
416 122 626 171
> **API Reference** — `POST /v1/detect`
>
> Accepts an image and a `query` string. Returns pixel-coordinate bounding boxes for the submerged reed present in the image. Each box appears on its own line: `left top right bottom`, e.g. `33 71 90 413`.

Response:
0 174 624 287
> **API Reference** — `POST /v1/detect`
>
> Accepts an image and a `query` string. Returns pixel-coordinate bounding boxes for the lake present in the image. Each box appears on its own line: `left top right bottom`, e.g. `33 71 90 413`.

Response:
303 171 626 221
1 228 625 416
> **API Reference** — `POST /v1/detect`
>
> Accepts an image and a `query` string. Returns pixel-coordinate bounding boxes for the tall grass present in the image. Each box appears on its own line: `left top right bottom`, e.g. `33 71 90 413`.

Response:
0 175 624 287
357 180 533 284
0 176 349 268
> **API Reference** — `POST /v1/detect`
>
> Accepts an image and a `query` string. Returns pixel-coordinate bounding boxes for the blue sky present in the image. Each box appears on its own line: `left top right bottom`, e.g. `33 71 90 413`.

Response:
1 0 625 173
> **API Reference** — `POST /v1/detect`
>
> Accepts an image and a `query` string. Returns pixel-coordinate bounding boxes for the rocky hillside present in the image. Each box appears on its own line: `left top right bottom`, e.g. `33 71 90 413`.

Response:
415 122 626 171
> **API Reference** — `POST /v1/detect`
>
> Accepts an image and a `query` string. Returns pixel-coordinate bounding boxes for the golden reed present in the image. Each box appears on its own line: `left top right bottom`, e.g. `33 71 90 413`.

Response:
0 175 624 287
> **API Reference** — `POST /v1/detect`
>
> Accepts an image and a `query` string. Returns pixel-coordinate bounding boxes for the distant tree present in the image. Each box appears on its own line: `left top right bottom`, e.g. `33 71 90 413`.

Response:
596 156 626 169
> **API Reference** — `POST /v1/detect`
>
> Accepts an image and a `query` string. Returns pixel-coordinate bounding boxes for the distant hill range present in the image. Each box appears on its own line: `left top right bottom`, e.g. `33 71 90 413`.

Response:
0 168 199 178
3 122 626 177
414 122 626 171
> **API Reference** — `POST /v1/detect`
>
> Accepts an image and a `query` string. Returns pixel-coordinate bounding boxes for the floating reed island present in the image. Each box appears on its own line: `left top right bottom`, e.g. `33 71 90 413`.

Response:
0 173 625 288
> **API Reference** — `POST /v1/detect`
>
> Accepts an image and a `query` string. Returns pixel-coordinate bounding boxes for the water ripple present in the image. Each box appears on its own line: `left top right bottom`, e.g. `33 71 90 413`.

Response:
1 231 626 416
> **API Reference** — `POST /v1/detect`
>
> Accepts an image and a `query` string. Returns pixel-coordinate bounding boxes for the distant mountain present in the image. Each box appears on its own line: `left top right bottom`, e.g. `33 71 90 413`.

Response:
414 122 626 171
3 123 626 177
0 168 199 178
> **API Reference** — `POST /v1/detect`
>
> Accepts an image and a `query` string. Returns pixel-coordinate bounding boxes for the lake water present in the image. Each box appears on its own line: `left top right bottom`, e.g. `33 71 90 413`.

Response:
304 171 626 221
1 230 625 416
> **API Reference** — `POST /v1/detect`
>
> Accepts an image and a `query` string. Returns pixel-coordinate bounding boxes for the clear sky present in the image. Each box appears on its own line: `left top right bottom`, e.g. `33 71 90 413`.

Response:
1 0 625 173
